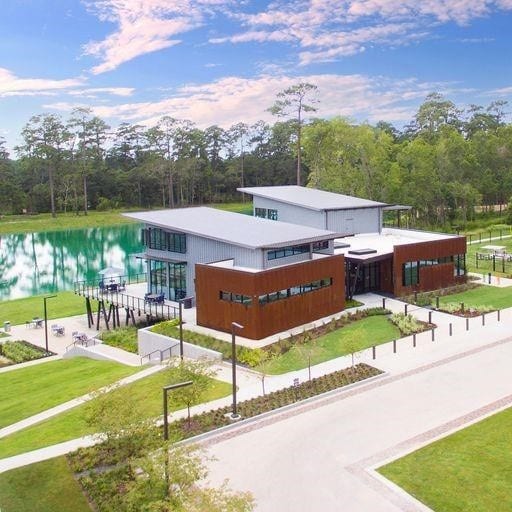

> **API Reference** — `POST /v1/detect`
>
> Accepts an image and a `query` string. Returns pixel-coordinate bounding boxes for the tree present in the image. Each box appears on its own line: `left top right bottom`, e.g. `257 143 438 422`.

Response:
17 114 72 217
68 107 110 214
84 383 155 458
268 82 318 186
123 444 254 511
165 358 215 426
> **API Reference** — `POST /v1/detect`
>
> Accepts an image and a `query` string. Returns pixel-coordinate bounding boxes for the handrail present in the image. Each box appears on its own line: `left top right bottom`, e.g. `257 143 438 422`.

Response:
140 342 179 364
73 278 178 321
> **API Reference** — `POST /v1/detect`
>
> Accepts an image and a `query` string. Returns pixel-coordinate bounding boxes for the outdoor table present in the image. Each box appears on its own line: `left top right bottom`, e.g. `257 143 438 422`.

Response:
31 318 43 328
52 325 65 336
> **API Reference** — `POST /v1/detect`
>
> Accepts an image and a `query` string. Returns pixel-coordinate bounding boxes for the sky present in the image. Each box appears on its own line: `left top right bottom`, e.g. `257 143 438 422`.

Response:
1 0 512 152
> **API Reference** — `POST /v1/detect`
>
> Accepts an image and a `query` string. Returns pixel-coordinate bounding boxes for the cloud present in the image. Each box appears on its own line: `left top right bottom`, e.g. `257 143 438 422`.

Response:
487 86 512 96
43 73 456 129
211 0 512 65
83 0 233 74
68 87 135 97
0 67 84 97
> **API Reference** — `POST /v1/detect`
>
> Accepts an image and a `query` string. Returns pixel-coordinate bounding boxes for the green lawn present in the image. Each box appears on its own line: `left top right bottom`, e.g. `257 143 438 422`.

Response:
100 325 138 353
438 285 512 310
0 209 136 235
0 456 91 512
379 407 512 512
257 315 401 374
466 237 512 276
0 291 93 326
0 203 249 235
0 370 231 459
0 357 140 428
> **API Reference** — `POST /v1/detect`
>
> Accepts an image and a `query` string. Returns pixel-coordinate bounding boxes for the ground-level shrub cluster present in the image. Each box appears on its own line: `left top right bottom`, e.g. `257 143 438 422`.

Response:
152 308 391 368
401 282 480 306
0 340 53 365
389 313 429 335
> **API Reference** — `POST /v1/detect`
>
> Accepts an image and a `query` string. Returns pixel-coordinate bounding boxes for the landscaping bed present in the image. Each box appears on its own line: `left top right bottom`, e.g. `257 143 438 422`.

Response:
152 308 431 374
0 340 54 366
68 363 382 473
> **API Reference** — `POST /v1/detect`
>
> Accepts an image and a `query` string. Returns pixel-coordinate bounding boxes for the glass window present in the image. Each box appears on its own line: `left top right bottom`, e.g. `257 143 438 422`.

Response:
255 207 267 218
267 209 278 220
313 240 329 252
402 261 419 286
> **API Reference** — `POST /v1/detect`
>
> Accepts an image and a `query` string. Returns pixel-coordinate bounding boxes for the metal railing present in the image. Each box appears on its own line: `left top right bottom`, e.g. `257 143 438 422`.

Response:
74 273 178 321
140 342 179 364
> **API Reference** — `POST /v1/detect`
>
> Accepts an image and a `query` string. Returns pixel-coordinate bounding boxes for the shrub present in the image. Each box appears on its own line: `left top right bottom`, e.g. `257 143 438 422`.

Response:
389 313 424 336
0 340 51 363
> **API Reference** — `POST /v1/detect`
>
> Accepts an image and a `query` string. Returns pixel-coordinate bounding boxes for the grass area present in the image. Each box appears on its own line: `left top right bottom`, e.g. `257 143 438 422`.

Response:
438 285 512 310
212 201 252 215
0 456 91 512
0 291 94 326
379 407 512 512
0 203 249 235
0 209 136 235
0 369 231 459
100 325 138 353
256 315 401 374
0 357 140 428
466 237 512 276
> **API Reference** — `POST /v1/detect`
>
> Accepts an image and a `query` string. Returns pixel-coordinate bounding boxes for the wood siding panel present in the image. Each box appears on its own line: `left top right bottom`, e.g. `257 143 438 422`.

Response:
393 236 467 295
195 255 345 340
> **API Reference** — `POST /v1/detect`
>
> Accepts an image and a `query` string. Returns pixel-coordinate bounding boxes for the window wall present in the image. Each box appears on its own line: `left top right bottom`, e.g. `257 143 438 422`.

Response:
142 228 186 253
149 260 187 300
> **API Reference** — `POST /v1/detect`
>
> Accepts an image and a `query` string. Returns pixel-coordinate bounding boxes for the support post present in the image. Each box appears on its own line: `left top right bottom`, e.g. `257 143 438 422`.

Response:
372 346 376 360
428 311 433 324
231 322 244 419
404 304 408 315
393 339 396 353
413 333 416 347
431 328 435 342
449 323 452 336
482 313 486 326
498 310 501 322
466 317 469 331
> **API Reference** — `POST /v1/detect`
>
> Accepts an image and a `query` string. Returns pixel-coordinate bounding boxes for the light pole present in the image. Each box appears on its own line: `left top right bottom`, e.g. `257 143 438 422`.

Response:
43 295 57 353
162 380 193 440
231 322 244 419
178 296 194 360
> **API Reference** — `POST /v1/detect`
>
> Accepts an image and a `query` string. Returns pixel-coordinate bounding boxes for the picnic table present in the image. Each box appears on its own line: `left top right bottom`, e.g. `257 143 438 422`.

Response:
26 318 43 328
52 324 65 336
145 293 165 304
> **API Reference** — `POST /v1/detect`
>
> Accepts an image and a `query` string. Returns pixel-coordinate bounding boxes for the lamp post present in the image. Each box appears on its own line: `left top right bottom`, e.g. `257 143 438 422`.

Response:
178 296 194 360
162 380 193 440
231 322 244 419
43 295 57 353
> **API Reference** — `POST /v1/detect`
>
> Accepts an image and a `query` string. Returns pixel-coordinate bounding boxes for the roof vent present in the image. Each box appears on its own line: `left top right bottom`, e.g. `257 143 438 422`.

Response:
348 248 377 255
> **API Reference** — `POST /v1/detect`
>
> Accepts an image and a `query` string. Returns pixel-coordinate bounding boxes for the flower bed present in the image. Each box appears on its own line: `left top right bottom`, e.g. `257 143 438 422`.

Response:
68 363 382 473
0 340 54 365
436 302 494 317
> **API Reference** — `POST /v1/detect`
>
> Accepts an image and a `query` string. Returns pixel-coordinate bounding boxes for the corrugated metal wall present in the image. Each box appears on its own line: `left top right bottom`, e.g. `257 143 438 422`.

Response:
253 197 325 228
326 208 381 234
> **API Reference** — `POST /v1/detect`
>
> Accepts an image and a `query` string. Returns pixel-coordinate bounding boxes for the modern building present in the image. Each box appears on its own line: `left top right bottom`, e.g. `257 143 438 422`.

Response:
239 186 466 298
126 186 466 340
124 207 345 339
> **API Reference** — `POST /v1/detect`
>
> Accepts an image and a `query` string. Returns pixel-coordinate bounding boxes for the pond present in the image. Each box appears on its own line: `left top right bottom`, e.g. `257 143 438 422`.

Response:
0 224 144 301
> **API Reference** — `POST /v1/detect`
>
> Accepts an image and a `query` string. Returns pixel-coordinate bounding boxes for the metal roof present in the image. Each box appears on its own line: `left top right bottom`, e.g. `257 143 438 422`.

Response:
238 185 388 211
123 207 339 250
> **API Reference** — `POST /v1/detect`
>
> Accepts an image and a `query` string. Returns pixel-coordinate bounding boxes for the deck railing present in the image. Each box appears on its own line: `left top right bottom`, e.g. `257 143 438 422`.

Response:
74 273 178 321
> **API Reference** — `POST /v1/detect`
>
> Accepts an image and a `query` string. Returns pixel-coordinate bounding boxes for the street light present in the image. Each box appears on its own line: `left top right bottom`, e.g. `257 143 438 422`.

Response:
231 322 244 420
162 380 193 440
178 296 194 360
43 295 57 353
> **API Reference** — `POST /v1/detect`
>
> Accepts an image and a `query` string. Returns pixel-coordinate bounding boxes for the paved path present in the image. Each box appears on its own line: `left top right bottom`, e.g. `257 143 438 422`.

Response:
205 335 512 512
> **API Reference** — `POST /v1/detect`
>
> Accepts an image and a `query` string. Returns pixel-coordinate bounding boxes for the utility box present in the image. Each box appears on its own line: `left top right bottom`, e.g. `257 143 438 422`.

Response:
3 321 10 333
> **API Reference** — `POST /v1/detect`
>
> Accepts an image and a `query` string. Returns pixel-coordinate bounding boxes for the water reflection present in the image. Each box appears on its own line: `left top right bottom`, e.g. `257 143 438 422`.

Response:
0 224 144 300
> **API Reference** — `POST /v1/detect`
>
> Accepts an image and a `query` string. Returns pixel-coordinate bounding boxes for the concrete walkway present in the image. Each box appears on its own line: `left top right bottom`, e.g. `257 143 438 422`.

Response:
205 330 512 512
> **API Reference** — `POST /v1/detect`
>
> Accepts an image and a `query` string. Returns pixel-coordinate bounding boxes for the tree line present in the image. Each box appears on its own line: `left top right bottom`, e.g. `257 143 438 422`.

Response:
0 90 510 228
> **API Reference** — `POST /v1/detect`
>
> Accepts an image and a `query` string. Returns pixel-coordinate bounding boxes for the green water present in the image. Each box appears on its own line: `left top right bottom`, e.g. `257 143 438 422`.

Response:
0 224 144 300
